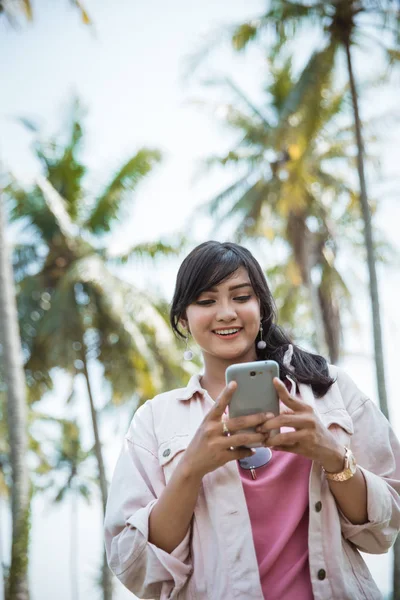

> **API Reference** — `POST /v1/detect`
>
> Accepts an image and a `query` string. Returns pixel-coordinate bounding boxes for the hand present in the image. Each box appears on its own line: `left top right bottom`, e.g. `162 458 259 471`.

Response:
180 381 269 479
256 378 345 472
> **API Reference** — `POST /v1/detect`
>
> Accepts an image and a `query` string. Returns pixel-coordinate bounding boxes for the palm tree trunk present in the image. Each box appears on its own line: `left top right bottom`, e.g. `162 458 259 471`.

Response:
318 281 340 364
80 339 112 600
287 212 328 357
344 40 389 420
0 194 30 600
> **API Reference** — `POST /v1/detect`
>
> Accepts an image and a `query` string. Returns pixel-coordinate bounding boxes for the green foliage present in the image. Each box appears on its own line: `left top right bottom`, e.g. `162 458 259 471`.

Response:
195 54 367 360
86 149 162 234
5 98 191 410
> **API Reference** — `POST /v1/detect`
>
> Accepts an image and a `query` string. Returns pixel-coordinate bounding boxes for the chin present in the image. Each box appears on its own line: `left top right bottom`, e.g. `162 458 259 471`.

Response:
216 347 255 362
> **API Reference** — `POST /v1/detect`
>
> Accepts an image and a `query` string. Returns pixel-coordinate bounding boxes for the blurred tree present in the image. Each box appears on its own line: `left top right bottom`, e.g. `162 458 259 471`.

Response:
230 3 400 591
35 418 95 600
230 0 399 440
0 193 30 600
4 99 190 600
196 55 367 362
0 0 91 25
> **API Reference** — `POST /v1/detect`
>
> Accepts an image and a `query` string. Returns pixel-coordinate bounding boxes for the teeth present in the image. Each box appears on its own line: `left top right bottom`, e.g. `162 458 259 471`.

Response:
214 329 240 336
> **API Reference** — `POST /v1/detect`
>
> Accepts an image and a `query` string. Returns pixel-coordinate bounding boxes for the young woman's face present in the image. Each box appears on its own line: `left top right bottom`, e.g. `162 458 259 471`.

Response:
183 267 261 364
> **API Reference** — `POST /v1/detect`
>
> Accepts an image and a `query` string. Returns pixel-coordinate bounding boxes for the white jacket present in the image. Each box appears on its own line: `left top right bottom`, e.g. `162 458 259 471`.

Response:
104 364 400 599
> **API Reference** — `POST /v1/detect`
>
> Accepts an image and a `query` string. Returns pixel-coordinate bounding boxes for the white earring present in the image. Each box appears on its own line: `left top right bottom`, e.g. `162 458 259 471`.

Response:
183 334 194 361
257 322 267 350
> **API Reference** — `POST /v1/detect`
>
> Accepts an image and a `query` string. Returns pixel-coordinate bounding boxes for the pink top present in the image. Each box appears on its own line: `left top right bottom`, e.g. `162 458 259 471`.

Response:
239 450 313 600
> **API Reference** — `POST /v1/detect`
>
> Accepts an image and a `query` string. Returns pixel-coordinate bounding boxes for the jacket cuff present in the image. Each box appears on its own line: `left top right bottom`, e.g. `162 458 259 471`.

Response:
339 465 392 545
126 500 192 581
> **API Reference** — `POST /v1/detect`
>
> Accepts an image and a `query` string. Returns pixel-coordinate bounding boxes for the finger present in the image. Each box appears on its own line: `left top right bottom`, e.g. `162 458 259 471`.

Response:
258 413 313 433
226 447 257 462
273 377 308 412
224 431 266 448
227 411 273 434
271 445 301 454
209 381 237 419
265 430 305 448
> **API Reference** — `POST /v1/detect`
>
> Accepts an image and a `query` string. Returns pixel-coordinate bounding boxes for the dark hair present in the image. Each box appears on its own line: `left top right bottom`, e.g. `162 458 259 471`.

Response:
170 241 334 398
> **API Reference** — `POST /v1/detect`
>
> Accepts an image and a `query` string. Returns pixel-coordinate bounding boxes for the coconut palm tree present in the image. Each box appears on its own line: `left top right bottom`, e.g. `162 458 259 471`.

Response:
229 0 399 430
196 55 364 362
0 192 31 600
229 5 400 591
4 100 191 600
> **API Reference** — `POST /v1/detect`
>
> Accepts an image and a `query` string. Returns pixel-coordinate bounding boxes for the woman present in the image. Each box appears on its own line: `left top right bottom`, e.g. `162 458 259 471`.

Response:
104 241 400 600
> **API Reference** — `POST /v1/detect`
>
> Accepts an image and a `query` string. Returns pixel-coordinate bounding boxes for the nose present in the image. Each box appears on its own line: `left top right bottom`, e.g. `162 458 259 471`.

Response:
215 301 237 322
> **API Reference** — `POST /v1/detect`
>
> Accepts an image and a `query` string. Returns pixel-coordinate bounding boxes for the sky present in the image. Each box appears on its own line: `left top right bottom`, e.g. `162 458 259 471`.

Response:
1 1 399 599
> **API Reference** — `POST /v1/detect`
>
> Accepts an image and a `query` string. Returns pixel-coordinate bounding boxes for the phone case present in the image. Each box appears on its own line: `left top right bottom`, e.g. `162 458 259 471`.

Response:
225 360 280 447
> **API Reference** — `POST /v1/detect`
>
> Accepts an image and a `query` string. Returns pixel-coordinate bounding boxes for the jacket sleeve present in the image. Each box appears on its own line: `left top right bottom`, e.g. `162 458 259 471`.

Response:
104 401 192 599
335 368 400 554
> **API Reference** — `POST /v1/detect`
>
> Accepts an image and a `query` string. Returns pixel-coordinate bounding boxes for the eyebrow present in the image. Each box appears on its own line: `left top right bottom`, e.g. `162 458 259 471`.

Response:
206 282 253 293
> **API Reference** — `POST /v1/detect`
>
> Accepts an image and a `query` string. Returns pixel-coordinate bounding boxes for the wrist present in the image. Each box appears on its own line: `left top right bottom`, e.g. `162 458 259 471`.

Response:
177 456 205 485
320 444 345 474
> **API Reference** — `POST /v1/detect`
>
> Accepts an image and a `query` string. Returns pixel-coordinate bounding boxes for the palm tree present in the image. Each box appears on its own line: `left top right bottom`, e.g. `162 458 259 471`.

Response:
229 5 400 592
229 0 399 429
0 193 30 600
196 56 362 362
4 100 191 600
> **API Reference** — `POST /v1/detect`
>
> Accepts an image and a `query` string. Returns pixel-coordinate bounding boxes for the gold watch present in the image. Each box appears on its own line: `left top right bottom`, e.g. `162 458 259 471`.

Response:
323 447 357 482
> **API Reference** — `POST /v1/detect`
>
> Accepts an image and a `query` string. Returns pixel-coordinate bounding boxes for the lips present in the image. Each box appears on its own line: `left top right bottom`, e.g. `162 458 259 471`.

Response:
213 327 242 338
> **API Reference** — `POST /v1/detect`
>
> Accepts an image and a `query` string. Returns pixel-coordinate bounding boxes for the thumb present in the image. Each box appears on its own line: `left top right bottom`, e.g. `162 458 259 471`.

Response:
209 381 237 420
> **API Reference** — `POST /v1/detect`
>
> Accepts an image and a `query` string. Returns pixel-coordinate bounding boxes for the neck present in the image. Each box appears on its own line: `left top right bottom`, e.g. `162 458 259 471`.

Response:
200 348 257 401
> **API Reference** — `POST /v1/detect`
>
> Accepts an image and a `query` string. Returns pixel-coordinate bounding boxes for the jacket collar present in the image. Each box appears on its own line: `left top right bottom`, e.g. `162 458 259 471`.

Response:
176 374 206 401
177 344 295 402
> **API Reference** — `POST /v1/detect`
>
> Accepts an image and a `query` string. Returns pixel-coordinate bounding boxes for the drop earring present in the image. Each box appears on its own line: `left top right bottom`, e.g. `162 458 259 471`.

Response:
183 334 194 361
257 321 267 350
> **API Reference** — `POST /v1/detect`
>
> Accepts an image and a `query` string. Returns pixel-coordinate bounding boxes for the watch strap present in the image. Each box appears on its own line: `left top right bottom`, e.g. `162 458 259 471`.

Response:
323 447 357 482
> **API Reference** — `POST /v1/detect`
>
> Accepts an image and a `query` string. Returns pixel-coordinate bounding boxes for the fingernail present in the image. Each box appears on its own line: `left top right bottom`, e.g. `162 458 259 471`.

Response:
251 448 256 454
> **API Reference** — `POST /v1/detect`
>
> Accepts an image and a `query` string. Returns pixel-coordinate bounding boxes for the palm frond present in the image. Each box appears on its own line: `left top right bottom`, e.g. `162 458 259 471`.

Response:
278 43 337 138
182 24 235 80
204 174 253 217
71 0 91 24
86 149 162 234
34 101 86 219
109 238 184 264
35 175 79 246
222 78 271 128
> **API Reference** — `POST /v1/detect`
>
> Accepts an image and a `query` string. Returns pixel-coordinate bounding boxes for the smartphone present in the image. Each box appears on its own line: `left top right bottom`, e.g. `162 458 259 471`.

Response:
225 360 280 447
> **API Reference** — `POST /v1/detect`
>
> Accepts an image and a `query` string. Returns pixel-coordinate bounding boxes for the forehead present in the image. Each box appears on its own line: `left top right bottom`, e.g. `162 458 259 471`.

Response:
207 266 251 291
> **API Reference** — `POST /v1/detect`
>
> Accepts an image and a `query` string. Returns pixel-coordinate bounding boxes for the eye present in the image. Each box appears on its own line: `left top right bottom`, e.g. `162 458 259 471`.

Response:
195 299 215 306
234 295 252 302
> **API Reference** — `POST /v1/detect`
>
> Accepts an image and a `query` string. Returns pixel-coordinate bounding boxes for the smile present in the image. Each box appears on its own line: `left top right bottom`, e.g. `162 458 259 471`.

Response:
213 328 242 338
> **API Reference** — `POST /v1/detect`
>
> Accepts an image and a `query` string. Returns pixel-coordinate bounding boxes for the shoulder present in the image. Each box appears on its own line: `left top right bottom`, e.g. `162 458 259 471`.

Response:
326 364 369 415
126 386 190 443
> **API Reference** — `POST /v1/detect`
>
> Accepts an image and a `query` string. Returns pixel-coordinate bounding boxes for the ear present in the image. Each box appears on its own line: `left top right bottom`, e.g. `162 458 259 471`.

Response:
179 317 189 332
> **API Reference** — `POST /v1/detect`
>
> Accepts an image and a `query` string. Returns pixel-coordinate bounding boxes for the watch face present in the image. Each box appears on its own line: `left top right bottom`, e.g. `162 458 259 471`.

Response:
348 451 357 473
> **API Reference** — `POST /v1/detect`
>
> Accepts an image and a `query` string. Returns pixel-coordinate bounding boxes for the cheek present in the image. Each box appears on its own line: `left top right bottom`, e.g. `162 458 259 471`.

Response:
185 307 211 334
242 301 261 326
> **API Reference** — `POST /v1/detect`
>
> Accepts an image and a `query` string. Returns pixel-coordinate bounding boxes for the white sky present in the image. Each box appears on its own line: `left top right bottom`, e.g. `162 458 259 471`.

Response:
1 0 399 599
